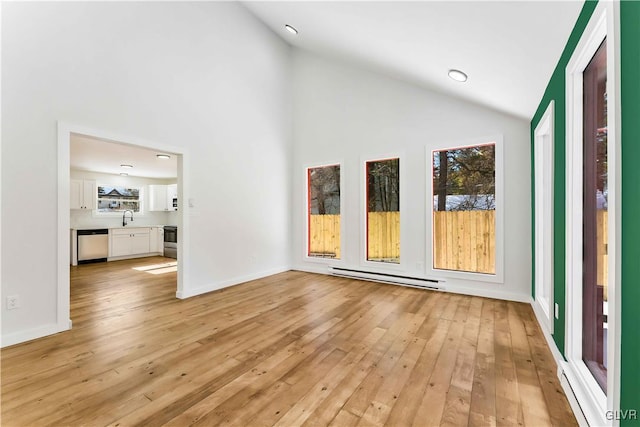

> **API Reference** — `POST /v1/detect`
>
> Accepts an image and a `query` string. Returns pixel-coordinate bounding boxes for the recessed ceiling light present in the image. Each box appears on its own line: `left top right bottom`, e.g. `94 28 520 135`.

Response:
156 154 171 160
448 69 468 82
284 24 298 35
120 164 133 168
120 173 128 176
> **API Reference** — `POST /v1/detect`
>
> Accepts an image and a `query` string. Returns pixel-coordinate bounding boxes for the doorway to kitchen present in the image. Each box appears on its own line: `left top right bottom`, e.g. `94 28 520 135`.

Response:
57 122 189 331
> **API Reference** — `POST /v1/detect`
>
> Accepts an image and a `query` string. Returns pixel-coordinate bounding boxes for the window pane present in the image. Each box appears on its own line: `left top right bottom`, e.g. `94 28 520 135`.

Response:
366 158 400 263
582 38 607 393
432 144 495 274
97 186 141 213
307 165 340 258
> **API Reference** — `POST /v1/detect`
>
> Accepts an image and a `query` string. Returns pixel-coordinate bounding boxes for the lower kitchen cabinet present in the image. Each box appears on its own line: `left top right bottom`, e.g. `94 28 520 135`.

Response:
110 228 150 258
149 227 164 253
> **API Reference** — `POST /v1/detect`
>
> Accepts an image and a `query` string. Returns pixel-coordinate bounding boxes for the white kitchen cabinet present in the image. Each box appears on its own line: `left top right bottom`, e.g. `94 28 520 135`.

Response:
131 233 150 254
110 233 131 257
149 227 164 253
149 185 169 211
109 228 150 257
156 227 164 252
149 184 178 211
150 227 157 252
167 184 178 211
70 179 96 210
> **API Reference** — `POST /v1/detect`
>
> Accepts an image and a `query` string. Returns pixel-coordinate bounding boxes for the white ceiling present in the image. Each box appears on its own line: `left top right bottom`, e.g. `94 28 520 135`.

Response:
243 1 584 119
70 134 177 179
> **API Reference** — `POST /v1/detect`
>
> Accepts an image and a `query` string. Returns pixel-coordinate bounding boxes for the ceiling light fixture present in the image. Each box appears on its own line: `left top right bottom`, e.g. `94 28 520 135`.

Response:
156 154 171 160
120 164 133 168
120 173 128 176
284 24 298 35
448 69 468 82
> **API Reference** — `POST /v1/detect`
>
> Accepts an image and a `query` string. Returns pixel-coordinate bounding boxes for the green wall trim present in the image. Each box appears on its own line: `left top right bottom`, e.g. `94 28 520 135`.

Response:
530 0 598 357
620 1 640 424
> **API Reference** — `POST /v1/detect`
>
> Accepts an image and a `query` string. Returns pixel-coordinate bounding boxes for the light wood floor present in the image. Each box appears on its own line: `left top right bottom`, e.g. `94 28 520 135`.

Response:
1 257 577 426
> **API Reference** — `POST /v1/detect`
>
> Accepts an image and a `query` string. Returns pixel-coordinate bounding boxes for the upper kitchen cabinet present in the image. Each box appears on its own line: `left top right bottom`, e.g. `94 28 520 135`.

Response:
70 179 96 210
167 184 178 211
149 184 178 211
149 184 169 211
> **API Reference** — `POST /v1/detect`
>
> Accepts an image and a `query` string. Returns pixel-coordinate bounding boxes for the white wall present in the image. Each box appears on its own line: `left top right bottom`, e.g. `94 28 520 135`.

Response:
292 50 532 301
70 170 176 229
1 2 292 343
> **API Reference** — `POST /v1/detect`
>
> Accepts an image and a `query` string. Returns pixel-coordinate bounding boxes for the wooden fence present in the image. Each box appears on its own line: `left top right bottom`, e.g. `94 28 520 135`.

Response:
597 210 608 300
367 212 400 261
308 211 496 272
309 210 608 293
433 210 495 274
308 214 341 258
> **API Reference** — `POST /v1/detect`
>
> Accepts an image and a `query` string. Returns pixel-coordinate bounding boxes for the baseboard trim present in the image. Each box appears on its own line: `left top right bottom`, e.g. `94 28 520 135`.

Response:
531 298 563 363
440 283 530 303
1 321 70 348
529 298 592 426
176 265 292 299
560 361 603 427
107 252 163 262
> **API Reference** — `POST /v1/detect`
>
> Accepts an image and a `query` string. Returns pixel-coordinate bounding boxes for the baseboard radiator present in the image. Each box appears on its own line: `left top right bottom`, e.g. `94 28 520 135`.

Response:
328 267 444 291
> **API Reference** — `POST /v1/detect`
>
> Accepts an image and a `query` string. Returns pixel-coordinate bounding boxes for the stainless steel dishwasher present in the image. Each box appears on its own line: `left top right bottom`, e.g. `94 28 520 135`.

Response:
77 229 109 263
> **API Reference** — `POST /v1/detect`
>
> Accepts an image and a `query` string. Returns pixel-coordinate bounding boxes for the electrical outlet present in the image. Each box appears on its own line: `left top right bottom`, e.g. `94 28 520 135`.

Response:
555 303 559 319
6 295 20 310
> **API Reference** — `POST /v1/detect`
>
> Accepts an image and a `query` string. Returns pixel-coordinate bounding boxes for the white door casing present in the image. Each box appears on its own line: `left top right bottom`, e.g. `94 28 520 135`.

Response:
534 101 555 334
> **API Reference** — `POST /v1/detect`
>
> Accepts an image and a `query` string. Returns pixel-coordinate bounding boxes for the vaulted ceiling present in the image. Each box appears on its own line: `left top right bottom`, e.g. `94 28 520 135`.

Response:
243 1 583 119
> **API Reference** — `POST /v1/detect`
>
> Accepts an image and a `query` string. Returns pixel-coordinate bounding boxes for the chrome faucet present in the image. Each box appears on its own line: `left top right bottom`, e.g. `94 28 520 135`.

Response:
122 210 134 227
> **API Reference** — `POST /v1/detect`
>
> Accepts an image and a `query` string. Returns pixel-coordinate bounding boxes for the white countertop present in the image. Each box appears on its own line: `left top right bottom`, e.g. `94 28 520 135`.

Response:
71 225 169 231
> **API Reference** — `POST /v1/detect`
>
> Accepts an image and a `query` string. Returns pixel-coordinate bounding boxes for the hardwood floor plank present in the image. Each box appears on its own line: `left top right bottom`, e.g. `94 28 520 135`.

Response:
356 335 427 426
237 347 350 427
0 259 577 427
301 306 429 426
122 317 344 426
330 312 423 421
411 296 469 426
273 327 388 427
514 304 578 427
494 300 522 427
468 299 497 427
384 316 450 426
439 297 482 427
507 303 552 427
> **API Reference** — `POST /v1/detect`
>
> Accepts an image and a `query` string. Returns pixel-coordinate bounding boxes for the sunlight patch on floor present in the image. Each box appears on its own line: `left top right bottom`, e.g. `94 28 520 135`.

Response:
132 261 177 274
146 266 178 274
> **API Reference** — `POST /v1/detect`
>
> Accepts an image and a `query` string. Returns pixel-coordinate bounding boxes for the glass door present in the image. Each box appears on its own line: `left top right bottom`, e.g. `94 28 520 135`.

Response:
582 38 607 393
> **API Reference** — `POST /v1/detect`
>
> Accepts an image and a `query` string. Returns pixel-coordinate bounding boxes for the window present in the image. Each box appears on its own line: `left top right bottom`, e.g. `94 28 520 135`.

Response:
97 185 142 213
581 38 608 394
366 158 400 263
432 143 496 274
564 4 618 422
307 165 341 259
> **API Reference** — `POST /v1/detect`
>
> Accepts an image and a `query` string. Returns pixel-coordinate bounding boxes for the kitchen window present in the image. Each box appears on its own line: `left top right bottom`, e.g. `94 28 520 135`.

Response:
97 185 142 213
